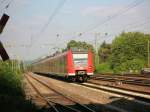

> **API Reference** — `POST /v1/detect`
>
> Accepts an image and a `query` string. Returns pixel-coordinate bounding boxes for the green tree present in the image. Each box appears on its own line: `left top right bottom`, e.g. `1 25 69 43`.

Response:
67 40 95 52
98 41 111 63
110 32 150 73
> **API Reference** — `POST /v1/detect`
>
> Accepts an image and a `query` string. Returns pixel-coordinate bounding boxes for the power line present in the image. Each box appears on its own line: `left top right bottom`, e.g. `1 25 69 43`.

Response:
121 18 149 28
75 0 147 46
0 0 14 12
126 20 150 31
30 0 66 47
133 25 150 31
40 0 66 33
106 19 150 32
28 0 67 58
67 0 144 42
6 0 14 9
98 21 150 43
0 0 6 5
143 26 150 31
83 0 144 34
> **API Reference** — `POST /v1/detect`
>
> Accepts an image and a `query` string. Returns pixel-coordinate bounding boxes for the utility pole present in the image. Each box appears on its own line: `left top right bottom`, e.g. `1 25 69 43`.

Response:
94 33 98 53
94 33 100 65
148 40 150 67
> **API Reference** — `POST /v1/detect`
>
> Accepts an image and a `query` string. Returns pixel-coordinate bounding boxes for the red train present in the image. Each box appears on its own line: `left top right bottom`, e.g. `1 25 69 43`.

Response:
31 48 94 82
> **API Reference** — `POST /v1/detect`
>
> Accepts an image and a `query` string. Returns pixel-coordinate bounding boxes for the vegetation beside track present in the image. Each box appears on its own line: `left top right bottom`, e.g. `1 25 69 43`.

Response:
0 61 45 112
29 31 150 75
95 62 113 74
97 32 150 74
60 32 150 74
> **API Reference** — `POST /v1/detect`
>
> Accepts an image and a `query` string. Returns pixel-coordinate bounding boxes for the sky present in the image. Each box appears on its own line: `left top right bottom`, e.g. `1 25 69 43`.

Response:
0 0 150 60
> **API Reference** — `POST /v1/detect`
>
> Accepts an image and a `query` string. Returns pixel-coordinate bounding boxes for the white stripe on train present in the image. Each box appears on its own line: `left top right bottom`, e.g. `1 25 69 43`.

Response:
68 73 93 76
87 73 93 75
68 73 75 76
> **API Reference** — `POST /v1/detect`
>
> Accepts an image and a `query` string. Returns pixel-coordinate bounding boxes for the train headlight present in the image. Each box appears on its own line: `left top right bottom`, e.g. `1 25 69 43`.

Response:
88 66 92 69
79 67 83 69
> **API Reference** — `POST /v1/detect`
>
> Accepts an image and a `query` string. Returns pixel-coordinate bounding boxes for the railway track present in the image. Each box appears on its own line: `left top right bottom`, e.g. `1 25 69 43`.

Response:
69 82 150 112
95 73 150 78
27 72 150 112
93 75 150 86
32 72 150 100
77 82 150 104
25 73 96 112
93 74 150 81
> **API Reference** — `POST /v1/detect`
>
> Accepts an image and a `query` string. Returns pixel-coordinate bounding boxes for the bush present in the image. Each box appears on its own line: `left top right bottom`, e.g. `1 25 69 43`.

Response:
113 58 145 74
110 32 150 70
0 61 23 96
95 62 113 73
0 61 45 112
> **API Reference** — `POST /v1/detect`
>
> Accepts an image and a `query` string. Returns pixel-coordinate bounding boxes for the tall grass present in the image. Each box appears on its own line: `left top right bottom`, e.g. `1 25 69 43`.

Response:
95 62 113 74
0 60 44 112
0 61 23 96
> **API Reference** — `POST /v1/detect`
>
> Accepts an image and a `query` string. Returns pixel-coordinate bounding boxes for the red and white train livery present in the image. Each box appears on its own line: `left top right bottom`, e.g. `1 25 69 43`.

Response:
31 48 94 82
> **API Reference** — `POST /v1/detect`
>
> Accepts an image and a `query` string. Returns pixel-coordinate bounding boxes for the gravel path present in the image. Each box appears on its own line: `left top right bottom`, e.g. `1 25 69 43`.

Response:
89 79 150 94
23 76 47 108
29 72 150 112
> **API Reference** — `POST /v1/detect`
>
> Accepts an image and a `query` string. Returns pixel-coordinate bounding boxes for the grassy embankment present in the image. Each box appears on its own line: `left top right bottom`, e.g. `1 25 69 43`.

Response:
95 62 113 74
0 61 45 112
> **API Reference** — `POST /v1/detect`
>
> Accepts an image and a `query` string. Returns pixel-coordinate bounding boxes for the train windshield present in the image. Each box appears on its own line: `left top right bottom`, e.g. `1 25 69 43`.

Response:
73 54 88 66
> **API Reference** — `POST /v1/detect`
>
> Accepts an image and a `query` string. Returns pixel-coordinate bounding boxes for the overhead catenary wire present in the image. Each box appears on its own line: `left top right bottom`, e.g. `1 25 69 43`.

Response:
124 20 150 31
0 0 6 5
0 0 66 60
82 0 144 34
67 0 144 43
104 19 150 33
143 26 150 31
2 0 148 60
29 0 66 47
40 0 66 33
48 0 147 54
5 0 13 9
130 25 150 32
0 0 14 13
72 0 145 42
28 0 67 59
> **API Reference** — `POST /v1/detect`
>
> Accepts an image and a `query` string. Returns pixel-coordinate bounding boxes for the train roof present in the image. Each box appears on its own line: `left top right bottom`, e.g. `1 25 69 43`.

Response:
32 51 68 65
71 48 88 53
32 48 89 65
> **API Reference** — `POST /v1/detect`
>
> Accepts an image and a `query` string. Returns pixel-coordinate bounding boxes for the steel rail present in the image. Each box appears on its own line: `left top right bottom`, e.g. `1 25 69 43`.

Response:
94 74 150 79
25 75 59 112
25 75 82 112
28 74 95 112
80 82 150 104
93 76 150 86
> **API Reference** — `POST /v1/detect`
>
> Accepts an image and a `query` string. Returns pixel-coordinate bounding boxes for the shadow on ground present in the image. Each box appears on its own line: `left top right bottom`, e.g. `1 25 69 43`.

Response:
34 72 150 112
0 94 48 112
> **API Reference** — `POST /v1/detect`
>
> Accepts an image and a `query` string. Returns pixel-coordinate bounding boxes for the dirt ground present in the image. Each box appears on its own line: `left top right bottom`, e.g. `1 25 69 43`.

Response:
25 73 150 112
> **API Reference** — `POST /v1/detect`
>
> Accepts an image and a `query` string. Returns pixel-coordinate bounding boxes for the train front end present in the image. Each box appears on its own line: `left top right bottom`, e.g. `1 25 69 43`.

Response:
67 49 94 82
